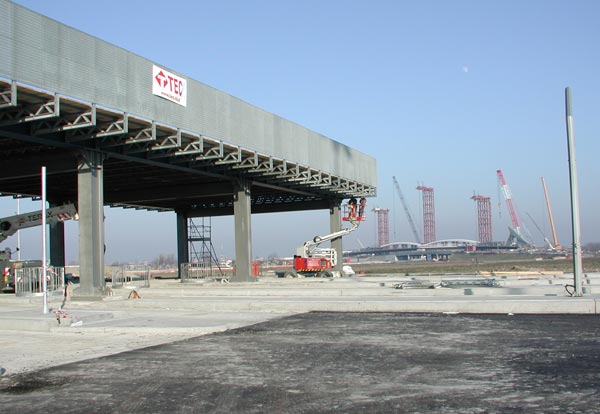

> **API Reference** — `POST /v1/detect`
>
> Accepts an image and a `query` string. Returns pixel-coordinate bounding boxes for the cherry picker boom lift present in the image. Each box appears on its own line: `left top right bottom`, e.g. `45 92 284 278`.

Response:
0 203 78 243
1 203 77 292
282 199 366 278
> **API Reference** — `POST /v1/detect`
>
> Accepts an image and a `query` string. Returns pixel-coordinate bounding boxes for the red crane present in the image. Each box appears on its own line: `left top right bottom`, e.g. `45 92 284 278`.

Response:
496 170 519 229
496 169 529 245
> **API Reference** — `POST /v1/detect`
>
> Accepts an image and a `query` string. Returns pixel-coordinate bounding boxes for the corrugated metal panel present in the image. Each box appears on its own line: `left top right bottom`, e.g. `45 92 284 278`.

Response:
0 0 376 187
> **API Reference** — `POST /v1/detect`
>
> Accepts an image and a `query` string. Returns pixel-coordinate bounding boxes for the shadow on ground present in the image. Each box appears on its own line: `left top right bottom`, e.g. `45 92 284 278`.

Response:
1 312 599 413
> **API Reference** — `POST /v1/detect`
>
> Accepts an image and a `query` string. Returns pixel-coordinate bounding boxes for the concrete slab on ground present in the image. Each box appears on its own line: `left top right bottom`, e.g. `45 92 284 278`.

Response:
0 274 599 378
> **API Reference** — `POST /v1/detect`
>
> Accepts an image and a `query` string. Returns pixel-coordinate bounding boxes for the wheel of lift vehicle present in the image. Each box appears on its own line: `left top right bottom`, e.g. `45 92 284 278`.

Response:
283 270 297 278
317 271 333 278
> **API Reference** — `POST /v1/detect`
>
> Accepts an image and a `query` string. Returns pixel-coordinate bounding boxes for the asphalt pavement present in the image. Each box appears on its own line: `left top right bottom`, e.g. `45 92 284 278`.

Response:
0 274 599 413
1 312 599 413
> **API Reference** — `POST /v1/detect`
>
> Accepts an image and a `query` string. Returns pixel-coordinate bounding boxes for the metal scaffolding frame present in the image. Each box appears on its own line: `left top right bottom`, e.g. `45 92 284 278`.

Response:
188 217 222 277
471 195 492 243
416 186 436 244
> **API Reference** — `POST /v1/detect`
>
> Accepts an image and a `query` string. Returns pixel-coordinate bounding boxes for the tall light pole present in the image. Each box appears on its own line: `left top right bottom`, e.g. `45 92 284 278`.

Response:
41 166 49 313
16 199 21 261
565 87 583 296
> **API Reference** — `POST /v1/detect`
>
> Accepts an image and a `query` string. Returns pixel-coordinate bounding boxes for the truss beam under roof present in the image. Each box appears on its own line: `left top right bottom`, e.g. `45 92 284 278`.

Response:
0 79 375 214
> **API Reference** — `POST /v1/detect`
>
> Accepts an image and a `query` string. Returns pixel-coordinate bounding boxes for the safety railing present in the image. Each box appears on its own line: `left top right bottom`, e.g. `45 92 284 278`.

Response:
180 262 213 282
15 266 65 297
110 265 151 288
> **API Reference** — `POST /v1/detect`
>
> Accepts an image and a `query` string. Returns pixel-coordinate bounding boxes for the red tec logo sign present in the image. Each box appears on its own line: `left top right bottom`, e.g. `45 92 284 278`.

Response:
152 65 187 107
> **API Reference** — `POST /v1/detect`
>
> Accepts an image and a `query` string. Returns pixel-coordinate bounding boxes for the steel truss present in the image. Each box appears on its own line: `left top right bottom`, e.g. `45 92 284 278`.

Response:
0 79 375 208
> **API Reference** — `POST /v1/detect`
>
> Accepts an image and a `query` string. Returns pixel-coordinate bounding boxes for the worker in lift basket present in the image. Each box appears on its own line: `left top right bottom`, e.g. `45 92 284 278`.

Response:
358 197 367 218
348 197 357 219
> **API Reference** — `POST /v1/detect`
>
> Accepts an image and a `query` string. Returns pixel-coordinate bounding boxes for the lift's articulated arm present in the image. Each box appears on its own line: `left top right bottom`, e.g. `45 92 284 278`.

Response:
0 203 78 243
297 219 359 257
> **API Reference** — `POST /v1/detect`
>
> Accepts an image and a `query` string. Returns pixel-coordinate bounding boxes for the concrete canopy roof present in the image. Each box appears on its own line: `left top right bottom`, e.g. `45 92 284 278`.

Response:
0 1 376 216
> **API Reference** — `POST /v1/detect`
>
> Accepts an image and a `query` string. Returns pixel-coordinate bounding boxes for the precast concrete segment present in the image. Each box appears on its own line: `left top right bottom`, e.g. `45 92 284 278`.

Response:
0 0 376 188
1 313 600 413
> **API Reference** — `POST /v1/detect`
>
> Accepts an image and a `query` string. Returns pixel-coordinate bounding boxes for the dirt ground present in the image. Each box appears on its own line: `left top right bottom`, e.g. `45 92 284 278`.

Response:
352 253 600 275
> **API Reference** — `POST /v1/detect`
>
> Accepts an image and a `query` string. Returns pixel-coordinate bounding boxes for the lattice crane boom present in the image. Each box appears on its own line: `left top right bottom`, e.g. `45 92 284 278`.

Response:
541 176 563 251
392 176 421 243
496 169 531 246
496 169 521 230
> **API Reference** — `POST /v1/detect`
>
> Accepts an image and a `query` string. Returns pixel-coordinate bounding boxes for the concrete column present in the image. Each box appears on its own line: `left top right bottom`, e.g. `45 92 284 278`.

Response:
76 151 105 297
330 202 343 274
49 219 65 267
233 180 253 282
49 201 66 267
176 210 189 279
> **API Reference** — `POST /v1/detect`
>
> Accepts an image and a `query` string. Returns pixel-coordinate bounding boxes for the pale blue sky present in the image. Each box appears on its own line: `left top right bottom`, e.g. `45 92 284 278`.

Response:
2 0 599 263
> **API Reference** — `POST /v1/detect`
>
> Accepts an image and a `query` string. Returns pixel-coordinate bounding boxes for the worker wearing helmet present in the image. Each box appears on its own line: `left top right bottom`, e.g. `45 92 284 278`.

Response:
358 197 367 218
348 198 357 219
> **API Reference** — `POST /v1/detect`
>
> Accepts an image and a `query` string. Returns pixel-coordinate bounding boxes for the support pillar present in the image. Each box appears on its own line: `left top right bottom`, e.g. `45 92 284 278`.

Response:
76 151 105 297
176 210 189 279
49 202 66 267
49 219 66 267
233 180 253 282
330 202 343 274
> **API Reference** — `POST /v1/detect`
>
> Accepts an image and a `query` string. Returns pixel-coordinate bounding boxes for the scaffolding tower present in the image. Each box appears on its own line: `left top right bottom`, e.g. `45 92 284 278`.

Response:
471 195 492 243
188 217 223 276
416 185 436 244
372 208 390 247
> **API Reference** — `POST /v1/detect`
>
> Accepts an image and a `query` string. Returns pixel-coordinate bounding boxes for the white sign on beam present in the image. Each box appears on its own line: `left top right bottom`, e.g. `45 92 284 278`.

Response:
152 65 187 107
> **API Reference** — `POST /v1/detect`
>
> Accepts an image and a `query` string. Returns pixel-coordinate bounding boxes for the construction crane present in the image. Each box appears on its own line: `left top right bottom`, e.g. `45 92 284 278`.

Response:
541 176 563 251
392 176 421 243
496 169 530 246
525 212 554 250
